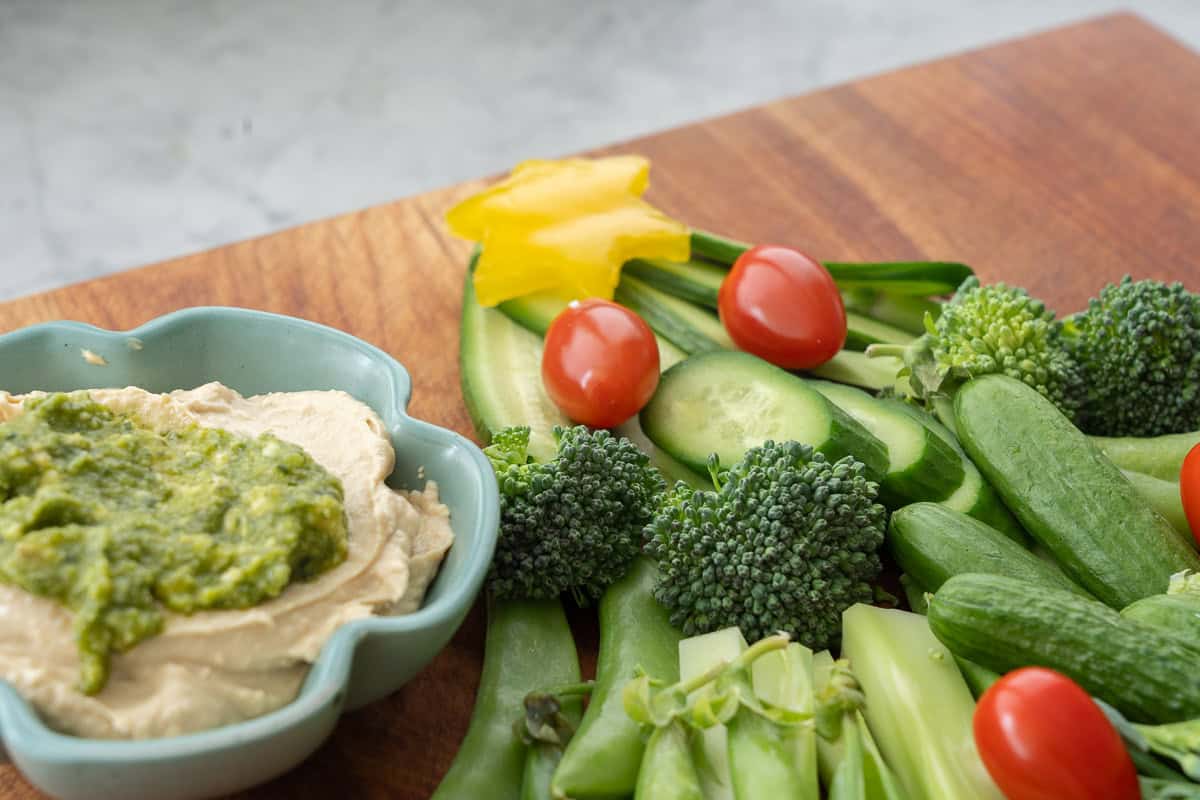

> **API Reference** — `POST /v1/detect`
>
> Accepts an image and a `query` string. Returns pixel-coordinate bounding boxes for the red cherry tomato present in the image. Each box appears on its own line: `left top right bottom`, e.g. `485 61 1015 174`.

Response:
542 299 660 428
1182 443 1200 545
973 667 1139 800
717 244 847 369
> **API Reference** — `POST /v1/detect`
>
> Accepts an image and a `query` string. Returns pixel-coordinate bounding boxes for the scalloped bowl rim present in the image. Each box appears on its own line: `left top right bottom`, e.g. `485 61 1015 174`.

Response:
0 307 498 767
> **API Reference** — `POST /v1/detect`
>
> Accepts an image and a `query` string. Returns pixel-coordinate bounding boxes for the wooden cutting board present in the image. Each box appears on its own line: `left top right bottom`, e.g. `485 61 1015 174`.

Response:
2 12 1199 799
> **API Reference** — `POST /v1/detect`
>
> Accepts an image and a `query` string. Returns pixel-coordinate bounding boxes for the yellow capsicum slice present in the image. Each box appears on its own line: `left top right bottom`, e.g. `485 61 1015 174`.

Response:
446 155 690 307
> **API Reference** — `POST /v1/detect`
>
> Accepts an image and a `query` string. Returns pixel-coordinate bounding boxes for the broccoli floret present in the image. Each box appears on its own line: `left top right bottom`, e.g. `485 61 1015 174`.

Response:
870 278 1081 416
643 441 886 649
485 425 664 603
1063 277 1200 436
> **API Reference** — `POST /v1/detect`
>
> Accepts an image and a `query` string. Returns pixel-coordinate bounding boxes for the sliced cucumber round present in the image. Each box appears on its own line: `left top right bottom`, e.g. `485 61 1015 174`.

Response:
808 380 963 505
640 350 888 479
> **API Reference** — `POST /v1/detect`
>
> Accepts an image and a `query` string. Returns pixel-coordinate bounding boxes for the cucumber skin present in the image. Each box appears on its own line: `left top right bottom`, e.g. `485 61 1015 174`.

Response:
929 573 1200 724
955 375 1200 608
889 503 1088 596
641 351 890 481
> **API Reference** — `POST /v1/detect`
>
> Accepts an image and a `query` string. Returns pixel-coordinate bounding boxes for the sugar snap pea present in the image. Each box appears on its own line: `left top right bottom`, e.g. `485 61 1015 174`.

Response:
552 558 682 798
635 720 705 800
432 598 580 800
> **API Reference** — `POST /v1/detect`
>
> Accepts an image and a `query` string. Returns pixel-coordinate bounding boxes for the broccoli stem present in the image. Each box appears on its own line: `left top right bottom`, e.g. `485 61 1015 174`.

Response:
840 604 1004 800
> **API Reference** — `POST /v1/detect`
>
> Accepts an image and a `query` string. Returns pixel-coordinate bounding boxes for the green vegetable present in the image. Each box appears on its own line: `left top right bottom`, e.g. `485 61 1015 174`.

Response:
840 604 1003 800
625 633 810 800
928 573 1200 723
1121 571 1200 645
460 261 571 462
552 558 682 799
811 652 909 800
809 382 964 506
1063 276 1200 436
750 642 820 800
1141 778 1200 800
645 440 886 649
432 599 580 800
689 230 974 295
954 374 1200 608
483 425 664 603
876 398 1026 541
1123 469 1191 536
808 350 912 395
679 627 748 800
616 273 734 354
1090 429 1200 482
0 392 347 694
888 502 1088 595
641 350 890 480
868 277 1081 418
635 721 705 800
519 685 589 800
841 289 942 336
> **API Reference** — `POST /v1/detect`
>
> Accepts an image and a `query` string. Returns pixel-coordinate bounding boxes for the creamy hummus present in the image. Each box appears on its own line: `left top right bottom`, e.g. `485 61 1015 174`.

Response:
0 383 453 739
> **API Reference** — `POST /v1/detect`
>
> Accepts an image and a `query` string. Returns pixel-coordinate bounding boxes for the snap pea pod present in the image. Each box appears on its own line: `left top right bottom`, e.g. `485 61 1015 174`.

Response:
432 598 580 800
520 685 588 800
635 720 706 800
1091 430 1200 482
552 558 683 798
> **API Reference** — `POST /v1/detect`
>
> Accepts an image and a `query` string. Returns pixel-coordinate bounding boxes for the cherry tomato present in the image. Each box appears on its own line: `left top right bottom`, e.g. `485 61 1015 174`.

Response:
973 667 1139 800
717 244 847 369
542 299 660 428
1182 443 1200 545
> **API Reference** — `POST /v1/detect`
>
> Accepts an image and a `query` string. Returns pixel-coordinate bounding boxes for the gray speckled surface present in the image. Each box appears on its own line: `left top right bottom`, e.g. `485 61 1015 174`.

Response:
2 1 1198 301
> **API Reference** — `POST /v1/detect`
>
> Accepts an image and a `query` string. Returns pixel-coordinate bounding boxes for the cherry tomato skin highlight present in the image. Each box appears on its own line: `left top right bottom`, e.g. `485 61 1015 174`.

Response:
541 299 660 429
1182 443 1200 545
973 667 1139 800
717 245 847 369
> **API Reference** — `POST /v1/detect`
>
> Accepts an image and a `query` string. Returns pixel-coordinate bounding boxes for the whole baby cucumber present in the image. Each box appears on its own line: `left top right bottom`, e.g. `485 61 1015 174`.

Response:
928 573 1200 724
888 502 1087 595
954 375 1200 608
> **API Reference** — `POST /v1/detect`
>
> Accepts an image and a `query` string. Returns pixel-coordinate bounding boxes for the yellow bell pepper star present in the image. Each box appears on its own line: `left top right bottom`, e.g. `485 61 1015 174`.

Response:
446 156 690 307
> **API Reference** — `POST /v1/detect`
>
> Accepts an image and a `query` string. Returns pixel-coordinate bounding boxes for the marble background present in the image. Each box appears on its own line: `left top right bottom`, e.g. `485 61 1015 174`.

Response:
3 1 1199 301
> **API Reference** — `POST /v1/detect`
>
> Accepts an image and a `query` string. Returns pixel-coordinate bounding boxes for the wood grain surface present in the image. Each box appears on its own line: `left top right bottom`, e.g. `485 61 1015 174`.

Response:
1 11 1199 799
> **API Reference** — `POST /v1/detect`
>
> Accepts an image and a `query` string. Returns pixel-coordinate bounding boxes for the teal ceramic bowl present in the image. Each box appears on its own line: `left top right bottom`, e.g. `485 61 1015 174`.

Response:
0 307 498 799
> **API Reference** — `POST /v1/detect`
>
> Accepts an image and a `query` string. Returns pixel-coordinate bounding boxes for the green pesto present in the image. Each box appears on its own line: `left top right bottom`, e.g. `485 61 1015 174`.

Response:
0 392 348 694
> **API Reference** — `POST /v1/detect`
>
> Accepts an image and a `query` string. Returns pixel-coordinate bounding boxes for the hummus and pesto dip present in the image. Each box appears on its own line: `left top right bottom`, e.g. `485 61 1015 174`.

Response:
0 382 453 739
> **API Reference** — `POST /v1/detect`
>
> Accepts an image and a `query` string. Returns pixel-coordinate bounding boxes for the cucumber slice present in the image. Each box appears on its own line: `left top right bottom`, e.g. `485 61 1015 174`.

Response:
878 398 1028 544
460 271 570 462
640 350 889 480
809 381 963 505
